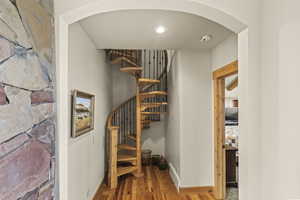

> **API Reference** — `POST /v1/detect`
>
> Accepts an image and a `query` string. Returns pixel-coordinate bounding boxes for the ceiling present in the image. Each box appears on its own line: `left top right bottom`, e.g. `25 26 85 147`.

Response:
79 10 234 50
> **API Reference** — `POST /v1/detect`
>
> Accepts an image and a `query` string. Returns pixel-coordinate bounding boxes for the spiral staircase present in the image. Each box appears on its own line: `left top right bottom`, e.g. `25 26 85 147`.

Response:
105 49 169 189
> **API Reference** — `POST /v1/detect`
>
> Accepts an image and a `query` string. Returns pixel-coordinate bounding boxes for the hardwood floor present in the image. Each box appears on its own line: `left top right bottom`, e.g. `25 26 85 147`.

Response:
94 166 216 200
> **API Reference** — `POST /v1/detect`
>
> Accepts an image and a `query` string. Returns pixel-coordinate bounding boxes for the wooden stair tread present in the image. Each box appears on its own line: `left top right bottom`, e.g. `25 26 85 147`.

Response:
111 56 138 66
120 67 142 75
117 154 137 162
140 91 167 99
127 135 136 141
141 112 162 115
141 102 168 106
141 102 168 110
108 126 119 130
138 78 160 86
117 166 137 176
118 144 136 151
106 49 170 188
142 116 157 121
140 91 167 96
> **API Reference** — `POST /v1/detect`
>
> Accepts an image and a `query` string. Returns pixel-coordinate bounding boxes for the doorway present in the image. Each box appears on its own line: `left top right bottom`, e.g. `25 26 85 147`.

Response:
213 61 238 199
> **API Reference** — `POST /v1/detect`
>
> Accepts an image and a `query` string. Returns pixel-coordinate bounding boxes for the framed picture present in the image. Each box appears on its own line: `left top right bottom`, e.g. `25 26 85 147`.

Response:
71 90 95 138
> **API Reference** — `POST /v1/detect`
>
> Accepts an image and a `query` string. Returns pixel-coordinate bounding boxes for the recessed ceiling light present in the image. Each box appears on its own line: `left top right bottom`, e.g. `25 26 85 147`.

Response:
200 34 213 42
155 26 166 34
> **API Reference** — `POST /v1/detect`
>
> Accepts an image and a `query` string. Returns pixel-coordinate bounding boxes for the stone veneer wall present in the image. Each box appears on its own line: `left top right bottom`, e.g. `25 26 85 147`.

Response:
0 0 55 199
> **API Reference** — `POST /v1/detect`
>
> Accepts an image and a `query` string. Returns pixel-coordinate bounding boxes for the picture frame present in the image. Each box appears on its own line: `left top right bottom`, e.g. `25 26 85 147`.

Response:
71 90 95 138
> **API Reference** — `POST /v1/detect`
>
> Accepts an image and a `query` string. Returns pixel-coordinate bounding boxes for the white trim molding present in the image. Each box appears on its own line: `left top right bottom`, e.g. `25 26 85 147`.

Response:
169 163 181 191
55 15 70 200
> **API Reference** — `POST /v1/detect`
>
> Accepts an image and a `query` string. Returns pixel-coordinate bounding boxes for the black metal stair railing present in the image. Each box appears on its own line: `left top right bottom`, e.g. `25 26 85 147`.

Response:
141 50 168 122
110 97 136 144
106 49 168 138
107 49 168 81
141 50 166 80
105 49 169 173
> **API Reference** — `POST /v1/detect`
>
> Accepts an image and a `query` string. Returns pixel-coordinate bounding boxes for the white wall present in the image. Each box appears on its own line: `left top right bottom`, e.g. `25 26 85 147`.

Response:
166 40 238 188
165 53 181 187
178 50 212 187
68 23 112 200
166 50 212 187
211 34 238 70
211 35 238 111
142 119 166 156
111 64 136 107
261 1 300 200
226 88 238 99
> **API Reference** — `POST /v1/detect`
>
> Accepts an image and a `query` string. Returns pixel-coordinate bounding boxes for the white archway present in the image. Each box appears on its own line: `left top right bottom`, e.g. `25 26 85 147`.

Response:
55 1 248 199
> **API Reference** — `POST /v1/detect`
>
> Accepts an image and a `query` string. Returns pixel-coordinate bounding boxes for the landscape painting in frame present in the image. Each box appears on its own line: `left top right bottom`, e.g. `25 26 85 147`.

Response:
72 90 95 137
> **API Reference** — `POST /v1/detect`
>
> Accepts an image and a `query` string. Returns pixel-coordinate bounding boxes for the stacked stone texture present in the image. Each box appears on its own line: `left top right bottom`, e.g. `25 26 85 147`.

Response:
0 0 55 199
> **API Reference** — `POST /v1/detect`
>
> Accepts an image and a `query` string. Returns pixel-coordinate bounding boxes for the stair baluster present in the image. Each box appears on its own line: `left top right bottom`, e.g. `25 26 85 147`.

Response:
105 49 169 188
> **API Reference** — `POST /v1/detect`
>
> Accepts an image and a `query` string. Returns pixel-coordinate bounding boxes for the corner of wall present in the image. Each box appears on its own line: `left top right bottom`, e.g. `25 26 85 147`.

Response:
169 162 181 191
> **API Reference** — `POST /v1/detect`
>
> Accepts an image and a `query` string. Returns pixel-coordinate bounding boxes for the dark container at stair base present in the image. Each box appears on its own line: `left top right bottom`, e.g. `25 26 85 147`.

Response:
142 149 152 166
158 157 169 170
152 155 161 166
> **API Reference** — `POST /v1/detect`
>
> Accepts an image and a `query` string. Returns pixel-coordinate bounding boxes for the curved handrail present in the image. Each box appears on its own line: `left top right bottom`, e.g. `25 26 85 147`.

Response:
106 50 169 130
106 95 136 129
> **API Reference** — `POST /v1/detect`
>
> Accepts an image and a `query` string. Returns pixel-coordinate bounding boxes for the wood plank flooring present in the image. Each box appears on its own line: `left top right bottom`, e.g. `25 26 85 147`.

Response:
94 166 216 200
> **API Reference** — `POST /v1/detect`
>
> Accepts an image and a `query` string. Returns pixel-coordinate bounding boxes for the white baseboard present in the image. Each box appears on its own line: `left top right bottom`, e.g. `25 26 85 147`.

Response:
168 163 180 191
90 176 104 200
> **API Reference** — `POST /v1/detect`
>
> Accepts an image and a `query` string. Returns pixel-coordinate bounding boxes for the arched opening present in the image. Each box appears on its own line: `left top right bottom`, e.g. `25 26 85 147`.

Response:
55 1 248 199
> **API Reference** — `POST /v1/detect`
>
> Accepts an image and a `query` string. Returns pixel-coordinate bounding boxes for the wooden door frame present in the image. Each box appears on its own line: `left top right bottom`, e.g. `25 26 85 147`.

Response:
212 61 238 199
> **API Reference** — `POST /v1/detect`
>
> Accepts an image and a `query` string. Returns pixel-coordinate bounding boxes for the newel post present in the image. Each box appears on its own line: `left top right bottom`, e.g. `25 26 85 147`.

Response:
134 85 143 177
108 126 118 189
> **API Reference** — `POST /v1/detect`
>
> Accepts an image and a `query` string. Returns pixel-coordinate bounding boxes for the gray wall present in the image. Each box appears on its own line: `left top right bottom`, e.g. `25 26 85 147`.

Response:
68 23 112 200
178 50 212 187
142 118 166 156
111 63 135 107
260 1 300 199
0 0 56 199
165 53 181 188
166 49 212 187
211 34 238 70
